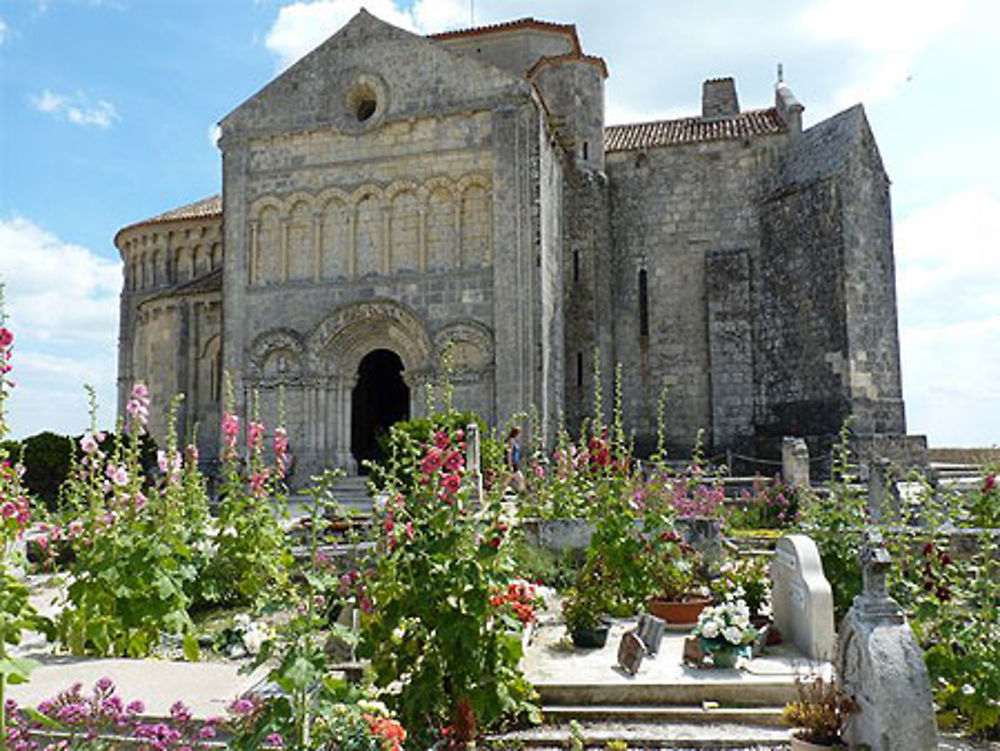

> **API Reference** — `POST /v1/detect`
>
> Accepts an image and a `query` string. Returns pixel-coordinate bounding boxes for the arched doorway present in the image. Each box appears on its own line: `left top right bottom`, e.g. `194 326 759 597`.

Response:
351 348 410 471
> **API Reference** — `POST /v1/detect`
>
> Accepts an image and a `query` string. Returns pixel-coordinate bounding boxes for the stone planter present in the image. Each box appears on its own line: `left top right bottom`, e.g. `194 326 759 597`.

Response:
788 731 845 750
520 517 594 552
647 595 712 625
569 621 611 649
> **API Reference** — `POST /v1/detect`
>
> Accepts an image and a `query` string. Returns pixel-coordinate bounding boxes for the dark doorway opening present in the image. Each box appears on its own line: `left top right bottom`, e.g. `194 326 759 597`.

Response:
351 349 409 472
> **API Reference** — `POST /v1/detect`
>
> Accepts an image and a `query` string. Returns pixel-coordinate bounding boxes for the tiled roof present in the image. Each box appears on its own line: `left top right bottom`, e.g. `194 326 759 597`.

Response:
140 267 223 306
115 194 222 245
605 108 786 152
429 17 581 54
527 53 608 80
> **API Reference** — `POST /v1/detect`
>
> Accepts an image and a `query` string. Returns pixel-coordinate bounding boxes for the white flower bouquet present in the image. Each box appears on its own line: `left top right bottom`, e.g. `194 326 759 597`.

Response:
691 599 758 667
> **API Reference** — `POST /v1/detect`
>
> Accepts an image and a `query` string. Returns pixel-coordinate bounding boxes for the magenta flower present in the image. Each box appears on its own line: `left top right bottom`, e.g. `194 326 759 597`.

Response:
247 421 265 451
0 327 13 348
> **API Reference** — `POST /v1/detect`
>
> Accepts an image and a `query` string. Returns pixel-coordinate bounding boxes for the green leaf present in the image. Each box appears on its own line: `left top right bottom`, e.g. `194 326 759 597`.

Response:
183 632 201 662
0 655 39 683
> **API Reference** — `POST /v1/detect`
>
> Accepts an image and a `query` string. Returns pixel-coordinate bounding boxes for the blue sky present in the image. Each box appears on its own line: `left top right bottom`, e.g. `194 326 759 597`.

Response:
1 0 998 447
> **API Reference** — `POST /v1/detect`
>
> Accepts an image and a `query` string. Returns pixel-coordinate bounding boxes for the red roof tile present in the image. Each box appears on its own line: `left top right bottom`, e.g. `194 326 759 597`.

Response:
605 108 785 152
429 17 581 55
115 195 221 246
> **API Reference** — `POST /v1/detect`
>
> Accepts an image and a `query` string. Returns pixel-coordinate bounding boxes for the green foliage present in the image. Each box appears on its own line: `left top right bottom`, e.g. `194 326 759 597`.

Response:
360 419 539 747
726 474 801 531
206 385 293 606
19 431 72 512
56 394 205 657
508 537 582 591
796 421 865 621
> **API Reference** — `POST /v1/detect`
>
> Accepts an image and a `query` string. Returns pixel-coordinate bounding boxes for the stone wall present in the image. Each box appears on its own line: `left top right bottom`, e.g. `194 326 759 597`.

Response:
606 134 784 455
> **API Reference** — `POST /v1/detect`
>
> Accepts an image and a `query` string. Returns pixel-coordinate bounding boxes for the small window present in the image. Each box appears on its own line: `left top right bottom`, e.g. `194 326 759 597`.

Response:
573 248 580 282
356 98 376 122
582 141 589 161
576 352 583 388
639 269 649 338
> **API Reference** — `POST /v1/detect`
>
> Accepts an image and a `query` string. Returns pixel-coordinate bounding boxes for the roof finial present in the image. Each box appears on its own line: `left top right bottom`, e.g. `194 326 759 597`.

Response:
777 63 784 84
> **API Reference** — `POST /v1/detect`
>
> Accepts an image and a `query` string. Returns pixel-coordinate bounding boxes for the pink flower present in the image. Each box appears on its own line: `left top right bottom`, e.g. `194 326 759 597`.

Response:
126 383 150 432
0 327 13 348
250 469 270 497
434 430 450 449
985 474 996 493
247 421 265 451
266 732 285 747
80 433 100 454
222 412 240 457
406 521 415 540
106 465 129 487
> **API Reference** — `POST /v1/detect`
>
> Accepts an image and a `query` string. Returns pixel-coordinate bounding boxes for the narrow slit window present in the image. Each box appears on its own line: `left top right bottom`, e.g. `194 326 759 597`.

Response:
573 248 580 282
582 141 589 161
639 269 649 337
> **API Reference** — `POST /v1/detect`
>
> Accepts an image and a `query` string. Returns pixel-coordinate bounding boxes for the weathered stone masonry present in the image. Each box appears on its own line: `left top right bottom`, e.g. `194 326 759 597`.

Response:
115 12 918 477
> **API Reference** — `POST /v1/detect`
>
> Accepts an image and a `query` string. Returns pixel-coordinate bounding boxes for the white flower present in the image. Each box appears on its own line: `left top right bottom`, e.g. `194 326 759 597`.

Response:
242 622 270 655
962 684 976 695
701 619 720 639
723 625 744 645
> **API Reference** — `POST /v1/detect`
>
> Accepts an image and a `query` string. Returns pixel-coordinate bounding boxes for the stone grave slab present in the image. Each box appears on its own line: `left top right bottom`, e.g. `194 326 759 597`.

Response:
771 534 835 661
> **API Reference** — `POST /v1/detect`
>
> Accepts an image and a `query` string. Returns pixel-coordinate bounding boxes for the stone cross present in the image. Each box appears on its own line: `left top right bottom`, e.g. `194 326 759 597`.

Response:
867 459 901 523
837 531 937 750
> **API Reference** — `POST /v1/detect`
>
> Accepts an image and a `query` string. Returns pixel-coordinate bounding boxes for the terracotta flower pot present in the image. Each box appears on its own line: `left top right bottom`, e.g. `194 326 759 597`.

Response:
647 595 712 625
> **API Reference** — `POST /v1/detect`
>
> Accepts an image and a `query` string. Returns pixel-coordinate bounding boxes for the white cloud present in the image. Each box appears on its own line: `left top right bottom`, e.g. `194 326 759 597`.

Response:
0 19 9 45
795 0 966 107
0 216 120 438
29 89 120 129
265 0 472 69
895 189 1000 446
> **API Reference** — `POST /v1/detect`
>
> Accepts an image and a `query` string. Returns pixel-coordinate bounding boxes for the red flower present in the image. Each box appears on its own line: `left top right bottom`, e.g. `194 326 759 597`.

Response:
0 327 12 348
444 450 465 472
421 448 444 474
442 473 461 494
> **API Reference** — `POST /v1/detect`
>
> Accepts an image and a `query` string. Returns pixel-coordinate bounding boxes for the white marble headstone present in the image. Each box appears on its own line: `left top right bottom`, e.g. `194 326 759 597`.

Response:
771 534 835 661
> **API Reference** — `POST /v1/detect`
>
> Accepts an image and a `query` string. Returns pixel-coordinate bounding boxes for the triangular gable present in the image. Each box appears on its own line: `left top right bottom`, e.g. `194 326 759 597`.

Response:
221 10 531 137
779 104 887 187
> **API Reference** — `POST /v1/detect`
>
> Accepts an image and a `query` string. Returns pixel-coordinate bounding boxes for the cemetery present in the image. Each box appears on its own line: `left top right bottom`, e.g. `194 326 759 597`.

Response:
0 319 997 750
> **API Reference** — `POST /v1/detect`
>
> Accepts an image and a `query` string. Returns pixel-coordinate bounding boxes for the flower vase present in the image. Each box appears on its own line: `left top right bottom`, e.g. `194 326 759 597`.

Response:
699 638 750 668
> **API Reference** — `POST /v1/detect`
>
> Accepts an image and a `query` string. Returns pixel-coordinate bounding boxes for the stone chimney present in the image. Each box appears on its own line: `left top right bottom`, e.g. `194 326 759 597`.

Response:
702 77 740 118
775 66 804 136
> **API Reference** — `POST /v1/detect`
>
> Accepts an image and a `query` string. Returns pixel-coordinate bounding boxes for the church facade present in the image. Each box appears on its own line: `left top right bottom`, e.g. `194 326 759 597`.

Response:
115 12 912 477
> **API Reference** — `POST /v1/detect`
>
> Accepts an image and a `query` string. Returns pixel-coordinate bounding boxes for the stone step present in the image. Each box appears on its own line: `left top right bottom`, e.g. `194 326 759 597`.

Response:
541 704 785 726
486 720 792 749
536 678 798 708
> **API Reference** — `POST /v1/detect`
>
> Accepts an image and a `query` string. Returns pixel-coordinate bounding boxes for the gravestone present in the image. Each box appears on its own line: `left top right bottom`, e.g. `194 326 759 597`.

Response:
465 422 483 504
637 613 666 657
867 458 901 522
837 532 937 751
781 437 810 489
617 629 645 675
771 534 834 660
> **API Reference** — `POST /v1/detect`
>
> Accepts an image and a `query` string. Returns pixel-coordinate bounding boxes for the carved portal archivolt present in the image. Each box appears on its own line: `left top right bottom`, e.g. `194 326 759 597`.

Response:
245 299 435 473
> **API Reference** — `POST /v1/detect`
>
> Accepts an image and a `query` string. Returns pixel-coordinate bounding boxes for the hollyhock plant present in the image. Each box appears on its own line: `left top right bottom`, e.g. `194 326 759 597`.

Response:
361 416 538 747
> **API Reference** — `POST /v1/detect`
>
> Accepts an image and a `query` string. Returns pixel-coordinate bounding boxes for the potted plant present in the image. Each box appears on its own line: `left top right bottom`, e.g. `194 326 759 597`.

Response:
690 598 757 668
781 676 857 750
646 533 711 624
562 585 610 648
710 555 775 633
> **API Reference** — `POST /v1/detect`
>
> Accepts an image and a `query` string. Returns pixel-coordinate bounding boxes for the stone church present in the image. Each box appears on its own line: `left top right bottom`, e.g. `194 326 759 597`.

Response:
115 11 915 478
